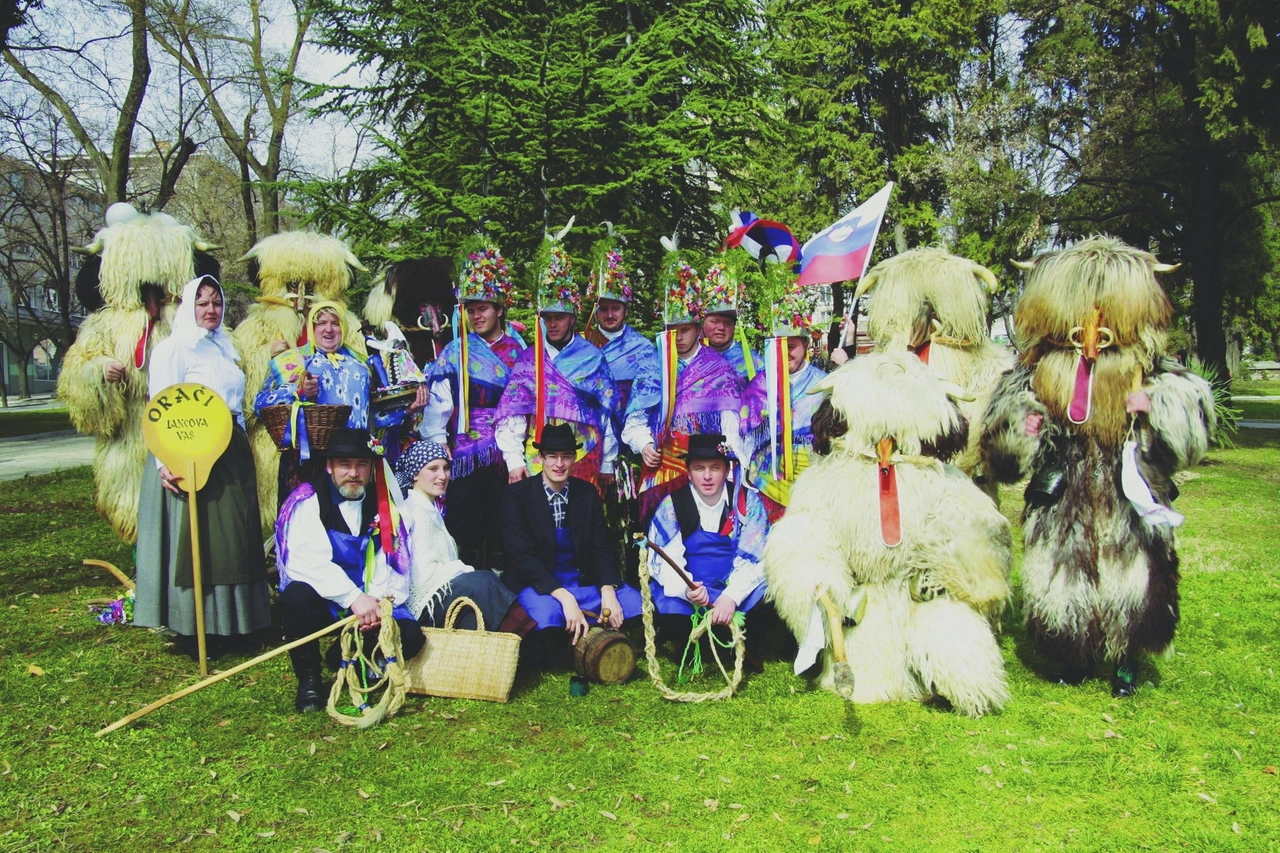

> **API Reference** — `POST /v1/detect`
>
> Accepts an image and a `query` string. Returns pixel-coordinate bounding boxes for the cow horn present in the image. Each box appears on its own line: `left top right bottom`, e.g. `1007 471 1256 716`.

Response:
938 380 976 402
853 270 879 301
1152 262 1181 273
1010 259 1033 271
973 263 999 293
345 250 368 272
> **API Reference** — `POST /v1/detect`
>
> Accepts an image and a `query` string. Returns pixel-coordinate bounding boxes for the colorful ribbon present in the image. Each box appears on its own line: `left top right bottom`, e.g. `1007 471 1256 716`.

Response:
134 315 157 370
458 311 471 433
658 329 678 433
735 323 757 381
534 317 546 443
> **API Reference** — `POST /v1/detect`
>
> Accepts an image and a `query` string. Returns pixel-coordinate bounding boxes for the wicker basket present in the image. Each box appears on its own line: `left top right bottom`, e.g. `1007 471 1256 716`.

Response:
259 404 352 452
403 597 522 703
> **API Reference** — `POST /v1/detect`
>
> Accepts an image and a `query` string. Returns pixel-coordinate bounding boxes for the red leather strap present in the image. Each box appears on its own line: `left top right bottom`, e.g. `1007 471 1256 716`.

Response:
877 438 901 547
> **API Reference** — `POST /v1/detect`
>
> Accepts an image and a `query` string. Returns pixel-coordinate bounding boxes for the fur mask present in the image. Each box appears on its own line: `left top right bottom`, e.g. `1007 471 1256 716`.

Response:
241 231 366 308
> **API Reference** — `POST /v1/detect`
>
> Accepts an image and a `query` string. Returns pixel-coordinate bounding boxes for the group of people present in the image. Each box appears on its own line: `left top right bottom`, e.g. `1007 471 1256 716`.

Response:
127 229 826 713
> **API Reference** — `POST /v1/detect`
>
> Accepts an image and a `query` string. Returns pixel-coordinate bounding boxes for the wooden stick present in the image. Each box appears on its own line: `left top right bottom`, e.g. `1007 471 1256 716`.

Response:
633 534 698 590
816 588 855 700
82 560 135 591
186 460 208 677
96 615 359 737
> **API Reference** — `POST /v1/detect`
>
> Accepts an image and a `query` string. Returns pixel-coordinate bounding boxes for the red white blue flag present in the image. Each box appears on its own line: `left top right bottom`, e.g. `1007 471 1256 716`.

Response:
796 182 894 287
724 210 800 265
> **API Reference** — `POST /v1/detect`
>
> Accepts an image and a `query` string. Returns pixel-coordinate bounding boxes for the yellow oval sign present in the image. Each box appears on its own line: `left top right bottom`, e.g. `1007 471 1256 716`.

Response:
141 382 233 492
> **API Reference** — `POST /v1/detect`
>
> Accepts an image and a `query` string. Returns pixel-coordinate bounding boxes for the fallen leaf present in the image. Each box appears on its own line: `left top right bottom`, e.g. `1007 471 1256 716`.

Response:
728 803 743 809
1103 730 1117 739
697 755 710 761
226 811 241 823
309 742 317 756
1264 767 1277 775
217 720 230 727
27 665 44 677
486 780 505 787
377 741 391 751
1198 792 1217 803
848 760 857 771
1233 749 1242 763
440 712 457 720
357 790 371 800
977 766 992 775
808 836 821 845
735 813 751 823
704 798 719 811
323 736 338 743
1233 823 1241 834
257 831 275 838
1101 713 1114 723
600 811 617 821
335 830 353 845
719 776 732 784
549 796 574 810
295 808 310 816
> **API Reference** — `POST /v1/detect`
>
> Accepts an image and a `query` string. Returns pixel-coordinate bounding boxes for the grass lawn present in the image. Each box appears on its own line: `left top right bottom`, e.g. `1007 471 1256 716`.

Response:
0 408 72 439
1231 378 1280 397
1235 399 1280 422
1 432 1278 851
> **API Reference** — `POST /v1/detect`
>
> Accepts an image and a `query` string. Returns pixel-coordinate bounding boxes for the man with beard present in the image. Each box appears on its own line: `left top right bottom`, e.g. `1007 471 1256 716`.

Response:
275 428 424 712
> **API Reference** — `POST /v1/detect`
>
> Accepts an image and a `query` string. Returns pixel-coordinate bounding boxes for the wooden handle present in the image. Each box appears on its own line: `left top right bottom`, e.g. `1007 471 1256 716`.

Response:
634 535 698 591
83 559 136 591
816 589 849 665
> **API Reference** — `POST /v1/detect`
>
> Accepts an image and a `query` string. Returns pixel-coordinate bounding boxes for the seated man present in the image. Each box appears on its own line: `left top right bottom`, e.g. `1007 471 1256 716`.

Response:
646 434 768 627
276 427 424 712
501 422 643 645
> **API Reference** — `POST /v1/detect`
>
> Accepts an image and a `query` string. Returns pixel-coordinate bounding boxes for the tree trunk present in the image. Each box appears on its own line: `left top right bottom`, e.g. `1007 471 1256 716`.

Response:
110 0 152 203
16 352 30 399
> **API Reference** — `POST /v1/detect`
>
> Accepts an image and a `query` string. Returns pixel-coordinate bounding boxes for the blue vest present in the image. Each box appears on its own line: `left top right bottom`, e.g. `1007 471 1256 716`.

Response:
325 496 413 621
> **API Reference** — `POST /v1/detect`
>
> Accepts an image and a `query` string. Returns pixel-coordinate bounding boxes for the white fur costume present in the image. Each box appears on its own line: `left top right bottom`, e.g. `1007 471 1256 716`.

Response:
57 205 217 543
764 351 1012 717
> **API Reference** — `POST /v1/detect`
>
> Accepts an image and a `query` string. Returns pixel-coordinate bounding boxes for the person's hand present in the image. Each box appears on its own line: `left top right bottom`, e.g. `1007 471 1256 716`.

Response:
1024 413 1044 437
298 371 319 399
1126 391 1152 414
830 347 850 366
552 589 589 644
158 465 184 495
640 443 662 468
599 586 623 629
508 466 528 484
710 594 737 626
350 593 382 632
408 385 430 414
686 580 710 607
269 340 289 357
103 360 126 383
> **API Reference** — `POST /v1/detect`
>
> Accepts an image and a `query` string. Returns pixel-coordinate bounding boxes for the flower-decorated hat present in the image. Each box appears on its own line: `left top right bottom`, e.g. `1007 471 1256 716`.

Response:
456 237 516 306
586 225 632 304
769 285 816 338
702 253 747 316
534 217 581 315
659 233 703 326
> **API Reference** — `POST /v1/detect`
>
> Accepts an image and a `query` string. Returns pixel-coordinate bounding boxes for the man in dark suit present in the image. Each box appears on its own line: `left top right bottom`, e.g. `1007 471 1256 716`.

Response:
502 422 643 643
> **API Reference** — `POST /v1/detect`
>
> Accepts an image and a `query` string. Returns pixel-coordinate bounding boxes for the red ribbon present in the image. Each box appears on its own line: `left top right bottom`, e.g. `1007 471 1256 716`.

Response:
133 315 157 370
877 438 901 547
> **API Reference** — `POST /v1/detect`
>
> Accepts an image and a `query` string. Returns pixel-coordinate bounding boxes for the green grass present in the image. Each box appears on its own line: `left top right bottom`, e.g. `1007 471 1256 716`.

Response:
0 408 72 439
1236 399 1280 422
1231 378 1280 397
2 444 1279 851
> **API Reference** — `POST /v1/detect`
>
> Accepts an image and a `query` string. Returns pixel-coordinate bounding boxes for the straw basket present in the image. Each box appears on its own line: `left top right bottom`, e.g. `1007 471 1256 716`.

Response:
403 597 521 702
260 404 353 452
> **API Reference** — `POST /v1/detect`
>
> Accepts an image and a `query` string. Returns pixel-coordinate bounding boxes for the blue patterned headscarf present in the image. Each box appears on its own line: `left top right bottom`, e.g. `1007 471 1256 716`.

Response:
395 440 451 493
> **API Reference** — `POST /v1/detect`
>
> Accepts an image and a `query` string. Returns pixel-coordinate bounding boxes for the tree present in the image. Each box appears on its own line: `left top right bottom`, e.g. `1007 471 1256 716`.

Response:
1018 0 1280 379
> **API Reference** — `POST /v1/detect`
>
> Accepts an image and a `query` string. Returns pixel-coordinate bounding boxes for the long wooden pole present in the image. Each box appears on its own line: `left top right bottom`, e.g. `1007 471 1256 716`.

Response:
96 615 359 737
186 460 208 677
634 534 697 590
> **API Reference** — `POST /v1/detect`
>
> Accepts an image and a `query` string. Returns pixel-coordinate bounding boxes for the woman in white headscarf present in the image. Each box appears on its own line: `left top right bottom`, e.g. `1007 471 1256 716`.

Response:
134 276 272 656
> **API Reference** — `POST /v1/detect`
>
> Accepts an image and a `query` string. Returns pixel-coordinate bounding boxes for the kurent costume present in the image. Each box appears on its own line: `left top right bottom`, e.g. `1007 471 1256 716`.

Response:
134 277 272 643
276 429 423 712
393 441 528 633
501 424 644 630
702 260 762 382
363 257 457 368
421 242 525 564
645 435 768 617
855 247 1012 495
765 351 1013 718
739 282 827 520
58 204 220 543
494 222 620 485
980 236 1215 696
623 242 744 522
233 232 368 526
256 302 396 502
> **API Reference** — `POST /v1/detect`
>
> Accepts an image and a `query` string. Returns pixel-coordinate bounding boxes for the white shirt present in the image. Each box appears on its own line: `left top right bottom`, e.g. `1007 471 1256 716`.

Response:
648 483 764 607
148 333 246 427
597 325 625 343
494 338 619 474
281 492 409 609
402 489 472 618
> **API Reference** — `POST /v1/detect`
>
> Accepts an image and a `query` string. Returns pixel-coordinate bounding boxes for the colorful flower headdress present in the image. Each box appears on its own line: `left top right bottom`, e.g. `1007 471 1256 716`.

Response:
456 237 516 307
535 217 581 314
659 232 703 326
702 252 747 316
769 285 816 339
586 224 632 304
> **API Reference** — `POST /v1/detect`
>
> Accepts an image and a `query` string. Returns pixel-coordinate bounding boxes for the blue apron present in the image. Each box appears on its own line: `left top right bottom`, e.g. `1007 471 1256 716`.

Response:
649 525 766 615
325 526 415 622
517 527 644 628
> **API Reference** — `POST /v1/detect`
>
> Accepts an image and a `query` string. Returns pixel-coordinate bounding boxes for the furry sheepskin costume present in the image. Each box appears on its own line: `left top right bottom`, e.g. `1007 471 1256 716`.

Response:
980 236 1215 694
764 351 1013 717
58 204 220 543
231 232 367 524
856 247 1012 493
363 257 456 369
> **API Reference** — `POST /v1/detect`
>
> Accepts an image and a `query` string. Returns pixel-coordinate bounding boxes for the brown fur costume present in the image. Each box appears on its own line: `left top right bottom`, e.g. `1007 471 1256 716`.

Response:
231 232 367 526
363 257 457 369
57 206 219 542
980 236 1215 681
855 247 1013 494
764 351 1012 717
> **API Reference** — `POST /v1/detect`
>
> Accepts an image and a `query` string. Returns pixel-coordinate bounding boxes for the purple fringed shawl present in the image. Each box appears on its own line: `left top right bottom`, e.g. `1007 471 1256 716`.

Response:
600 324 656 414
427 332 523 478
739 361 827 516
275 482 410 591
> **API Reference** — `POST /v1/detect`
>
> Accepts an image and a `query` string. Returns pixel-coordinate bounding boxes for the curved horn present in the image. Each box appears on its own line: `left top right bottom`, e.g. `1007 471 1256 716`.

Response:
193 240 222 253
852 269 879 301
345 250 369 273
1152 262 1181 274
71 238 102 256
972 262 999 293
1010 259 1033 271
938 379 976 402
240 245 261 263
659 234 678 254
550 215 576 243
600 220 614 237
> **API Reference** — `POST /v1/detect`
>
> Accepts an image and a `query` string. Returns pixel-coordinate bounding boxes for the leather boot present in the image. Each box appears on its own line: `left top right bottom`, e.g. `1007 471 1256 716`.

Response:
289 641 326 713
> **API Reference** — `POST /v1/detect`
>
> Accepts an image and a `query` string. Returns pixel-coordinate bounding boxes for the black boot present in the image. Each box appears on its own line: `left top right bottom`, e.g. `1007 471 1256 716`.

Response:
1110 659 1138 698
289 641 326 713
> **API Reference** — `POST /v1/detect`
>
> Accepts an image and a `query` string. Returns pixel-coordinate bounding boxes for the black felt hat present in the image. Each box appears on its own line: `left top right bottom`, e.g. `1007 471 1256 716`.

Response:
319 427 381 459
681 433 732 461
532 422 583 453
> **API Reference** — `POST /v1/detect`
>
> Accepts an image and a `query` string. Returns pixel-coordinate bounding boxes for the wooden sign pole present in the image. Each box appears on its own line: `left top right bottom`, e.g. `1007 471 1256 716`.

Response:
186 459 209 676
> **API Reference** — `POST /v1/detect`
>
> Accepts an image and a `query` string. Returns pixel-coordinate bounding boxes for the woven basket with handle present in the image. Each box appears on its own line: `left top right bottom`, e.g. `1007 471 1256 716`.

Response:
403 596 522 703
260 404 352 452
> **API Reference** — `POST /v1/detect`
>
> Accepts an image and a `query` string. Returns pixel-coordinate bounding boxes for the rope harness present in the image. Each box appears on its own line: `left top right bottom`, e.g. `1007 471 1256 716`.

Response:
326 598 408 728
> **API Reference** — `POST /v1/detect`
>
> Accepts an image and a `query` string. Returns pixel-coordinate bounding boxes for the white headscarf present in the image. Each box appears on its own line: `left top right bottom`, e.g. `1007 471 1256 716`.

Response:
171 275 240 364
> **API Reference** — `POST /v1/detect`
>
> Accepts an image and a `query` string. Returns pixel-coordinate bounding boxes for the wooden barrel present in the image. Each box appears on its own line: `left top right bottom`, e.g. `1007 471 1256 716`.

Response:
571 626 636 684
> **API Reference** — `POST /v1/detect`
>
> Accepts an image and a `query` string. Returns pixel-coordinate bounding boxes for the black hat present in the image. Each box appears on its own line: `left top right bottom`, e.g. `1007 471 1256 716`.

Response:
319 427 381 459
681 433 732 462
532 422 583 453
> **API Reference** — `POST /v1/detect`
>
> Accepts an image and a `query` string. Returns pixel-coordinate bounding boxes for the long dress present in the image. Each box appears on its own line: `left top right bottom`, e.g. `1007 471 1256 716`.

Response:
134 279 273 637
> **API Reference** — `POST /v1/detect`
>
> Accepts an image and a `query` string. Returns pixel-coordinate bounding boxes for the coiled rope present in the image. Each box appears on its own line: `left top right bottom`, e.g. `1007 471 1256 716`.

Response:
326 598 407 728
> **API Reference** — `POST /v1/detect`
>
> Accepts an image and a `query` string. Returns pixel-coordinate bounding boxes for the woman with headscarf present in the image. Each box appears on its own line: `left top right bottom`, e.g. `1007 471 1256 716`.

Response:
134 276 273 656
394 440 534 636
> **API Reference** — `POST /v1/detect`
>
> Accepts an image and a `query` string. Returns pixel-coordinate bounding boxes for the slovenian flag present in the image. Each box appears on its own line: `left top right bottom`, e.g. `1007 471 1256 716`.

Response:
724 211 800 264
796 182 894 287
